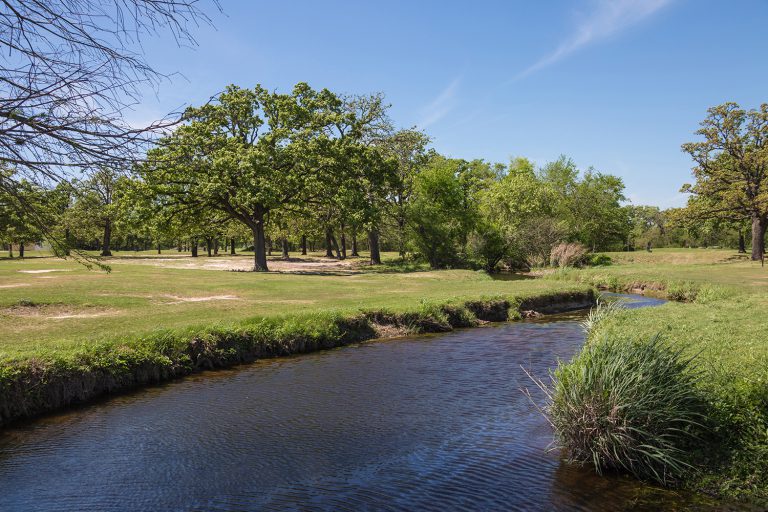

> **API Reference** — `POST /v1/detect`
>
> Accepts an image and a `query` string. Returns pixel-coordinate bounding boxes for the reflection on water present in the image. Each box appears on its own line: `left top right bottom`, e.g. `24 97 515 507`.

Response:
0 295 749 511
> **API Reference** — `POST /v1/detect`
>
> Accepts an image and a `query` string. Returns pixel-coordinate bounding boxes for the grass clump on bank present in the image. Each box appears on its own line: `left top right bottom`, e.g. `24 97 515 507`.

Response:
543 248 768 504
546 334 708 485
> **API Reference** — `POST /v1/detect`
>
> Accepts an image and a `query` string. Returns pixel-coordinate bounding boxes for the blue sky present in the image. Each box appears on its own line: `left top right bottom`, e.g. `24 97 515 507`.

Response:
133 0 768 208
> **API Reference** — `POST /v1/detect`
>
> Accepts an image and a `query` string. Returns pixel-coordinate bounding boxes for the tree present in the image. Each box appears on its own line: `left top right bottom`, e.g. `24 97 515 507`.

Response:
539 156 629 251
482 159 556 268
142 83 365 271
383 130 431 258
681 103 768 261
0 175 45 257
407 156 476 268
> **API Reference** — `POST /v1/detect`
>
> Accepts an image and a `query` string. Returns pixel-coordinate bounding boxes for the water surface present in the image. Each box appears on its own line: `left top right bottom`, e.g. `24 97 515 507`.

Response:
0 294 748 511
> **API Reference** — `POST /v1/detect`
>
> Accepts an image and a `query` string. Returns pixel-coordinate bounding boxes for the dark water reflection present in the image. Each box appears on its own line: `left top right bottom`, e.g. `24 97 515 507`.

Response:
0 295 750 511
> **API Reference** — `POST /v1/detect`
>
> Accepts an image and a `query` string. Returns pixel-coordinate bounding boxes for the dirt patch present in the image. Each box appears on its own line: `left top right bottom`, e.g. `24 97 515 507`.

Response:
372 323 411 339
17 269 71 274
2 304 116 320
0 283 29 288
159 295 239 304
110 255 361 273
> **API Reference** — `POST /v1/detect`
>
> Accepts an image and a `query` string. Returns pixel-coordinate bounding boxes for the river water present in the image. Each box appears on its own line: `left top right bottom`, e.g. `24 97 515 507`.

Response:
0 295 750 511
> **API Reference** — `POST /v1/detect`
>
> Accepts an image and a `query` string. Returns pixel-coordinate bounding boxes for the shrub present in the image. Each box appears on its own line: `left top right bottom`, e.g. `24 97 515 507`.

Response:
544 335 709 485
587 254 612 267
666 281 700 302
550 242 588 268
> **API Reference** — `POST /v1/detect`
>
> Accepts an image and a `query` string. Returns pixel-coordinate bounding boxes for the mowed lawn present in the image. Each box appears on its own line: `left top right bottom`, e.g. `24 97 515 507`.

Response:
0 253 582 359
568 247 768 291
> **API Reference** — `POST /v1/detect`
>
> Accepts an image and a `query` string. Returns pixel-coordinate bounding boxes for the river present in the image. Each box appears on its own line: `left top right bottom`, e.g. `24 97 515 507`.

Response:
0 294 750 511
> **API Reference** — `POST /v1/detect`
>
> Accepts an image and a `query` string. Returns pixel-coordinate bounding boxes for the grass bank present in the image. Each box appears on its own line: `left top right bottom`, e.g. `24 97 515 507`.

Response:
0 254 594 426
543 248 768 505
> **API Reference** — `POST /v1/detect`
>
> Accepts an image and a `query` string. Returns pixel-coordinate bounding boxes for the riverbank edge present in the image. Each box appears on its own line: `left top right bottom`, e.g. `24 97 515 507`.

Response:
545 270 768 505
0 288 595 428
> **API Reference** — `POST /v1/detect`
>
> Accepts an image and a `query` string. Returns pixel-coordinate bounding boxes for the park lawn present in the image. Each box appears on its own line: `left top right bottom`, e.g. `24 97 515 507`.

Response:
547 248 768 503
553 247 767 292
0 254 584 360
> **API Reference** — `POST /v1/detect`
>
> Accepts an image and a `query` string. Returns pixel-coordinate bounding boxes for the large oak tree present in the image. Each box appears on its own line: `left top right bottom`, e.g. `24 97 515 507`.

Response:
141 83 365 271
682 103 768 260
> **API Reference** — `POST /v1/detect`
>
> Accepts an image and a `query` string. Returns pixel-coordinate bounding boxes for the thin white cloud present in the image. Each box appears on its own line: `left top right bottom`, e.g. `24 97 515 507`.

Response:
418 78 461 129
515 0 673 80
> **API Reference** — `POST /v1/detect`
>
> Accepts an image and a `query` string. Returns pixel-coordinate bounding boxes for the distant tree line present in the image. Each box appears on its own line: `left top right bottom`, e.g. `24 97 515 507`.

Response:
1 85 757 270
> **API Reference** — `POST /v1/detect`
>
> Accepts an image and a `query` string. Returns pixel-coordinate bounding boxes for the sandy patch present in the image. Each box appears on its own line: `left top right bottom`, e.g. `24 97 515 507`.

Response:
2 304 117 320
159 294 240 304
17 269 71 274
110 256 361 274
0 283 29 288
47 312 114 320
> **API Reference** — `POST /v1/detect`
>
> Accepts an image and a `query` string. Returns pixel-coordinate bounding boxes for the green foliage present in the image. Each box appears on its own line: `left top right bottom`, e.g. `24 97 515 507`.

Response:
587 254 612 266
681 102 768 259
407 156 477 268
547 335 708 485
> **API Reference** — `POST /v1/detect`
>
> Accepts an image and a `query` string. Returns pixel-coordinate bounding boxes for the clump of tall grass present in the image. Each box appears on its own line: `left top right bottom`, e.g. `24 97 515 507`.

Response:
543 334 709 485
580 297 626 335
550 242 588 268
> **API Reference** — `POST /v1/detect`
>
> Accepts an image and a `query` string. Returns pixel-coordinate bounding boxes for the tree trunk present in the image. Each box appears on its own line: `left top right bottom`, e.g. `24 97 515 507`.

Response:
739 230 746 253
751 214 766 261
351 232 359 257
206 238 212 257
252 218 268 271
340 230 347 260
329 232 342 259
230 238 236 255
325 227 335 258
214 239 219 256
266 237 272 256
281 238 289 259
397 218 406 258
101 219 112 257
177 240 182 252
64 228 71 256
301 235 307 255
157 244 161 255
368 229 381 265
7 244 12 258
19 242 24 258
191 239 198 257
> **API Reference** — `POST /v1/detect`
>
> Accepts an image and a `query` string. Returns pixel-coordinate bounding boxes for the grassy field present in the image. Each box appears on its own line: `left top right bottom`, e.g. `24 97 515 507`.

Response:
546 248 768 504
0 251 578 360
0 250 595 427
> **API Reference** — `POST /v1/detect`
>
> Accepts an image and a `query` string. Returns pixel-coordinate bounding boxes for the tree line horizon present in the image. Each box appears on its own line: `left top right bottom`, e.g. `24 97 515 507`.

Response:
1 83 764 271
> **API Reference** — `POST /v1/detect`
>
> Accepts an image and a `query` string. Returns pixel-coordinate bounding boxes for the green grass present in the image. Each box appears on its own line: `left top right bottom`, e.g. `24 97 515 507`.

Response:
0 253 582 360
546 248 768 504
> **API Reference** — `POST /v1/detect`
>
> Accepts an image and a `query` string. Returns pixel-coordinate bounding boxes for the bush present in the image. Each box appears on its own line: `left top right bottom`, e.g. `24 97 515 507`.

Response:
545 335 709 485
586 254 612 267
550 242 588 268
666 281 700 302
